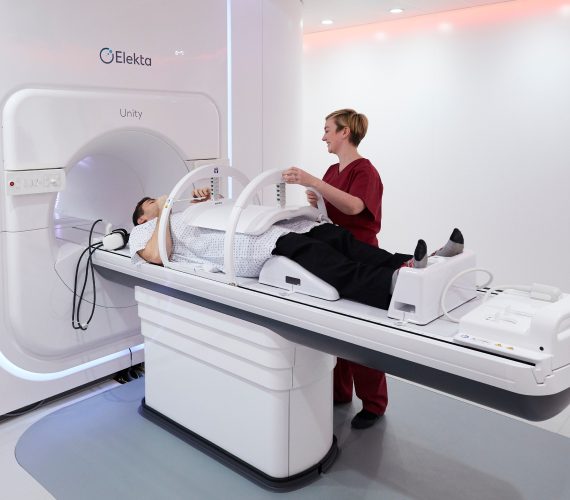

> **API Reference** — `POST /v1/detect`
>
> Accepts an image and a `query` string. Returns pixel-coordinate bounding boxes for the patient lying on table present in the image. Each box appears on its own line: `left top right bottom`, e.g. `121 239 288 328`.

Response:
130 194 464 310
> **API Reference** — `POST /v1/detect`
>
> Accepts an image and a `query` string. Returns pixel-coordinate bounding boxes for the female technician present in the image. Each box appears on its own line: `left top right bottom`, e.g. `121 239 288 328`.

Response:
283 109 386 430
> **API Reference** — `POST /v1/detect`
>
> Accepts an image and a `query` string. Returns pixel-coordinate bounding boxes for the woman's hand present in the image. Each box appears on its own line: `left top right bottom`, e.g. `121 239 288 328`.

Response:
282 167 319 188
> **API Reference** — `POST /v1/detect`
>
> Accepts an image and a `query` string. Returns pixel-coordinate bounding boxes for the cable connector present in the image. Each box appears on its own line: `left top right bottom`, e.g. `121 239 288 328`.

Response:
102 228 129 251
102 232 126 251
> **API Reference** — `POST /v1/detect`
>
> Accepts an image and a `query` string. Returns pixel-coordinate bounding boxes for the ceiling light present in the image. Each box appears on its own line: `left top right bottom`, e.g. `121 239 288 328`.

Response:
389 8 404 14
321 19 333 25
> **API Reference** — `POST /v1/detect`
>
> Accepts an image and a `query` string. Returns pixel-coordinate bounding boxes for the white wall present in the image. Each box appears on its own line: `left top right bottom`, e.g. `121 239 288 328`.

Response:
231 0 303 187
302 0 570 290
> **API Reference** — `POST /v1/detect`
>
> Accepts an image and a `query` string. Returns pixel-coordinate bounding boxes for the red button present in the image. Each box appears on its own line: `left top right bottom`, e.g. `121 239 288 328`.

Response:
9 181 14 187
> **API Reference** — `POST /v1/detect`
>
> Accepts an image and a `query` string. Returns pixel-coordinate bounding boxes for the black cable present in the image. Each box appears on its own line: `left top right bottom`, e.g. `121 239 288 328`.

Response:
74 244 102 329
76 242 101 325
72 219 103 331
72 245 95 329
127 347 139 380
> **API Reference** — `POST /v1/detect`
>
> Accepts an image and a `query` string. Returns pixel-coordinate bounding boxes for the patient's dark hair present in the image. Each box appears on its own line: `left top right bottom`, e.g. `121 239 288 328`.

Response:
132 197 151 226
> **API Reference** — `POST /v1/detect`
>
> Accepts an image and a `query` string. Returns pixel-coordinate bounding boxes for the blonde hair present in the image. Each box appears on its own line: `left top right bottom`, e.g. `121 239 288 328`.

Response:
326 109 368 146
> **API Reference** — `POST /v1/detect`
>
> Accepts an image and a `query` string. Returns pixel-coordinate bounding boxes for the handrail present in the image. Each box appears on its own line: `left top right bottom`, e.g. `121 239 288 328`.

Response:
157 163 251 267
223 168 327 284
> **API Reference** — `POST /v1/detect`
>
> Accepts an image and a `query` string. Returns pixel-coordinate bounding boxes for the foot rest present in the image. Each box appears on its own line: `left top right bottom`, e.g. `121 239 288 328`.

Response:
388 250 477 325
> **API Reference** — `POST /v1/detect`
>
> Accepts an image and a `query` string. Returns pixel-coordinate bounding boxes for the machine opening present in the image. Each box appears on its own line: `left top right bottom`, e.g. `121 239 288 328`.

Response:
52 129 192 309
55 129 189 242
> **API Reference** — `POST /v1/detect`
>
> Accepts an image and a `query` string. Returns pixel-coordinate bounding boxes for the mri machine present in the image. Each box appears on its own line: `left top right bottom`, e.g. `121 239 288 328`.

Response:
1 0 570 490
0 0 292 414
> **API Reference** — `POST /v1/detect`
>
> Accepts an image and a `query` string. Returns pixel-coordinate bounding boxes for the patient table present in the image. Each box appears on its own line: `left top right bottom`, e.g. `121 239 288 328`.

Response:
92 165 570 489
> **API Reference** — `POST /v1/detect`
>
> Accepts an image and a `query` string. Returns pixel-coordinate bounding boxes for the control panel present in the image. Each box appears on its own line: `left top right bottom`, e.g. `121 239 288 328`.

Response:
453 332 551 363
4 169 66 195
453 289 570 376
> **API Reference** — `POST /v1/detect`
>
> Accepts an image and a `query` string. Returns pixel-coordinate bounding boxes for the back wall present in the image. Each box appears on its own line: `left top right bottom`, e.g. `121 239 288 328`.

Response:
301 0 570 290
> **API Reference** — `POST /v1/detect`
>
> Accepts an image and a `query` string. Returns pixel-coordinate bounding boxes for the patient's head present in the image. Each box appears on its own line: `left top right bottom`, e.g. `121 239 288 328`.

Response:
132 197 155 226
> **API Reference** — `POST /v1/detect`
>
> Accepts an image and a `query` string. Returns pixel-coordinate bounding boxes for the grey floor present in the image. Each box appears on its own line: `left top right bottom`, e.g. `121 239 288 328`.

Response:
15 377 570 500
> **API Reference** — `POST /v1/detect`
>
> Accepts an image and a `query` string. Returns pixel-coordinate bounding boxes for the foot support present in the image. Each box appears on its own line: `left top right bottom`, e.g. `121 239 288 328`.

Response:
388 250 477 325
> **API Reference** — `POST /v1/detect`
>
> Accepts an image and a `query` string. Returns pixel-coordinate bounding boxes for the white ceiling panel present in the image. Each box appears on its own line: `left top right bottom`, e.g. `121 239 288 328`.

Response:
302 0 517 33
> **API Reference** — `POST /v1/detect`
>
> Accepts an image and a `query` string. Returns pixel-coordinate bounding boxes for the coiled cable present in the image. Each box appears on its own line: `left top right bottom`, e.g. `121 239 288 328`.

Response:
72 219 103 331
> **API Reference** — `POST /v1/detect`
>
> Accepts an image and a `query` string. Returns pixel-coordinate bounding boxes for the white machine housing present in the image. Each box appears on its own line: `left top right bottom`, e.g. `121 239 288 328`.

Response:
0 0 303 416
137 286 335 479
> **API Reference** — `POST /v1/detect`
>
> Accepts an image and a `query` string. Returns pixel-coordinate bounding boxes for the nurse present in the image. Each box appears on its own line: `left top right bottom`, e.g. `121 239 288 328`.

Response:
282 108 386 430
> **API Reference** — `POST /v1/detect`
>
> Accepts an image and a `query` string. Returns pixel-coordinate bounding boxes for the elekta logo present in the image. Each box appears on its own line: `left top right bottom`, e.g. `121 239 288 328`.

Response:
99 47 152 67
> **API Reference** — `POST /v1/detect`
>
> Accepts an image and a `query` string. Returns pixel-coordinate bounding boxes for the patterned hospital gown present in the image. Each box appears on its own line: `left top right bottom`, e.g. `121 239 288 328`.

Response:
129 212 320 277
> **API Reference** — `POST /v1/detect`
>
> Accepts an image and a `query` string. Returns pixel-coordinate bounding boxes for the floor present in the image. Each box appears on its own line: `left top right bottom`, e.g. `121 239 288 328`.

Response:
2 376 570 500
0 380 120 500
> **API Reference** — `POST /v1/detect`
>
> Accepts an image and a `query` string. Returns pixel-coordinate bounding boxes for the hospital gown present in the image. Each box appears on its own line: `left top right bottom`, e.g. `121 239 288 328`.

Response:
129 212 319 277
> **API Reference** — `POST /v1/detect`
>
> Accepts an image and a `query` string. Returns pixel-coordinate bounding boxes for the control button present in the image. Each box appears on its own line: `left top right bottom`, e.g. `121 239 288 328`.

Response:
9 181 15 187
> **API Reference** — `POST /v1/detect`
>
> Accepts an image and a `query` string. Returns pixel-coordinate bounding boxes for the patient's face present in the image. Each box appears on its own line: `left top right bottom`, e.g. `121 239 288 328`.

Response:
138 198 159 224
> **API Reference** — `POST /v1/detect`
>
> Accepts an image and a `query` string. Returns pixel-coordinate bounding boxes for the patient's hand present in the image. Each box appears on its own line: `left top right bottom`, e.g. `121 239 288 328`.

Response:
191 187 211 203
156 195 168 210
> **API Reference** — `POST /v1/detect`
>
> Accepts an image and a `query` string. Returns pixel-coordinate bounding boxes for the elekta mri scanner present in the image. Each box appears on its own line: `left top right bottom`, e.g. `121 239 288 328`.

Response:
1 0 570 490
0 0 240 414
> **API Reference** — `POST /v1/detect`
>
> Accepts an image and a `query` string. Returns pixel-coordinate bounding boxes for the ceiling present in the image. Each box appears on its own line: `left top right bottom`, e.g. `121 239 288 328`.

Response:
301 0 516 33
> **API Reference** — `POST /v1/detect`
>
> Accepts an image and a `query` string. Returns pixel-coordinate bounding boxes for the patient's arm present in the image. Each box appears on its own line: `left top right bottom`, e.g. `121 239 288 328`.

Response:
138 195 173 265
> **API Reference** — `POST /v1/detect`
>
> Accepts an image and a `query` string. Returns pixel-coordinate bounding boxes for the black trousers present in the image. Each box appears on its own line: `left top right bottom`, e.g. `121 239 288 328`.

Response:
272 223 411 310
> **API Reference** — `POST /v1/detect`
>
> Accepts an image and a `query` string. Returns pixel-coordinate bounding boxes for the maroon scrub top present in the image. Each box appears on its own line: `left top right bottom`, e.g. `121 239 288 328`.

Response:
322 158 382 246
